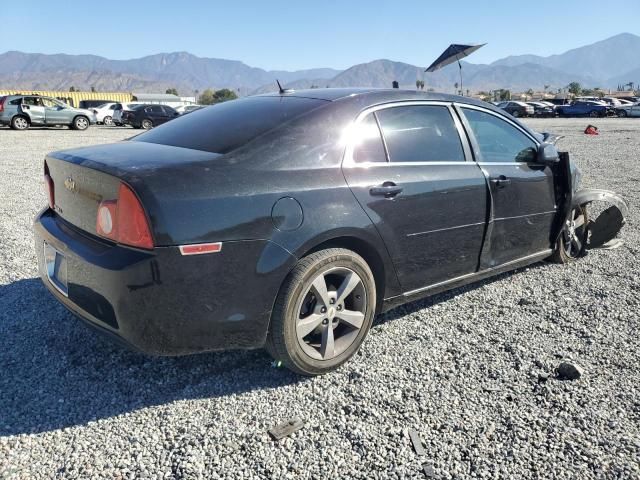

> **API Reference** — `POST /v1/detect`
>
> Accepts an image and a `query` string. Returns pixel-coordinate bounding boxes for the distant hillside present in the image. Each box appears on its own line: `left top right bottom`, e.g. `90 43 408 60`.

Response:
491 33 640 83
1 33 639 94
0 51 341 93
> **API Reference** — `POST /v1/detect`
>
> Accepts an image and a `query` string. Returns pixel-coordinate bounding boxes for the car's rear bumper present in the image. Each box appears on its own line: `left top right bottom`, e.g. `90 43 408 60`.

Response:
34 208 296 355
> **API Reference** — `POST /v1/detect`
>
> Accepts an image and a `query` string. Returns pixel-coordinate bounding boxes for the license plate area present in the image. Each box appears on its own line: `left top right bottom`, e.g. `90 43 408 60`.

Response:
44 242 68 297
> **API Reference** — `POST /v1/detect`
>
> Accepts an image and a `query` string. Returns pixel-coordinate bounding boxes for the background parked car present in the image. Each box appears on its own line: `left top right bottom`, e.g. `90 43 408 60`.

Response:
615 102 640 117
496 101 534 117
121 104 179 129
92 102 119 125
112 103 143 126
79 99 114 110
526 101 555 117
557 100 610 117
0 94 96 130
175 105 204 115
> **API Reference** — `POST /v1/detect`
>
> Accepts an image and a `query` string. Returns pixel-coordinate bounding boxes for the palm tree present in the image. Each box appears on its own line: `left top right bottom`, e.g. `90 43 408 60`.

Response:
416 80 420 90
454 82 459 94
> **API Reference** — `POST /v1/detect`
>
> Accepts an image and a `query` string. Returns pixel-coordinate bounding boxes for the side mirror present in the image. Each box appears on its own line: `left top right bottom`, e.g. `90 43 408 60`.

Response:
537 143 560 165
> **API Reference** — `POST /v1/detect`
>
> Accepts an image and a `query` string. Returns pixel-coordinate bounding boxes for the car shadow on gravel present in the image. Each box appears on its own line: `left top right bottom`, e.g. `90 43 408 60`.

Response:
0 278 304 436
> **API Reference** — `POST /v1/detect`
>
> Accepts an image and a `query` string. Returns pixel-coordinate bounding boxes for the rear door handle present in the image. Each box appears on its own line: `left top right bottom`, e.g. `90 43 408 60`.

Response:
490 176 511 188
370 182 403 198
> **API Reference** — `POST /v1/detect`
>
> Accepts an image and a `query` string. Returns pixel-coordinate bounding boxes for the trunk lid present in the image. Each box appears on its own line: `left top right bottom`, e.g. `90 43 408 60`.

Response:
46 141 222 239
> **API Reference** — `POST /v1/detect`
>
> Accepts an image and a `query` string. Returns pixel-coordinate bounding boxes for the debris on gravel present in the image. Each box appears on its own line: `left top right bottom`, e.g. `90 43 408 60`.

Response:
1 119 639 479
556 362 584 380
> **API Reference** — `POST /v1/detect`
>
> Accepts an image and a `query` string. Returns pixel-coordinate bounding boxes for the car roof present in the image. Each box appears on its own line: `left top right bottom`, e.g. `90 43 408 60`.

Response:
258 87 490 108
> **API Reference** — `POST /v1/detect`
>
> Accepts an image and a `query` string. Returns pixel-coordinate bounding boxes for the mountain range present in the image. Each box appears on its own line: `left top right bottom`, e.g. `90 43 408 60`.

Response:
0 33 638 95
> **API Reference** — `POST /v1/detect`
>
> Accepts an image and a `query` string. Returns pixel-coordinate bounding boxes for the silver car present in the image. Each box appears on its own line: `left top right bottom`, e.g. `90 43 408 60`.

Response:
0 94 97 130
616 102 640 118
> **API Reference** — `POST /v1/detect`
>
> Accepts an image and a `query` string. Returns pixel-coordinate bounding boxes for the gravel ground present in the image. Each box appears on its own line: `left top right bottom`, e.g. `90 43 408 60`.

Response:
0 119 638 479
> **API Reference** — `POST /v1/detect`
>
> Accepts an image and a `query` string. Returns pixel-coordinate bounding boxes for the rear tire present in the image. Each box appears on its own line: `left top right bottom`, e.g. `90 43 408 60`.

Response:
549 206 588 264
589 110 599 118
103 116 113 126
10 115 29 130
142 119 153 129
72 116 89 130
512 110 520 118
618 110 628 118
266 248 376 376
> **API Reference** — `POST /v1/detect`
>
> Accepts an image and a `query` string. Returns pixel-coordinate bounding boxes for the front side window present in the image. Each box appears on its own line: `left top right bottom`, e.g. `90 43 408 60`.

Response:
462 108 537 163
375 105 465 163
352 113 387 163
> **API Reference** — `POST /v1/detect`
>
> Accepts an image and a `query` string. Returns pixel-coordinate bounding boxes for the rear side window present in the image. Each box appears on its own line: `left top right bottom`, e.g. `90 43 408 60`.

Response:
10 98 22 105
133 96 328 154
375 105 465 163
352 113 387 163
461 108 537 163
162 106 176 115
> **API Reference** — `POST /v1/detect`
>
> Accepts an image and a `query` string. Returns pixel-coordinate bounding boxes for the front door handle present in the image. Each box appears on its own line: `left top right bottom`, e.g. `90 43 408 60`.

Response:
490 175 511 188
370 182 403 198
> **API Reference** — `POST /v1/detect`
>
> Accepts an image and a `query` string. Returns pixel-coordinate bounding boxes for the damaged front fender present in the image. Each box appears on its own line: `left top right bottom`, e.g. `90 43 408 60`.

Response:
572 189 628 249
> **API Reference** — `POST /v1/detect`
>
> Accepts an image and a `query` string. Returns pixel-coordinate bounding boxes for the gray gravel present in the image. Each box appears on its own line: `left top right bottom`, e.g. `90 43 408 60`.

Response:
1 119 639 479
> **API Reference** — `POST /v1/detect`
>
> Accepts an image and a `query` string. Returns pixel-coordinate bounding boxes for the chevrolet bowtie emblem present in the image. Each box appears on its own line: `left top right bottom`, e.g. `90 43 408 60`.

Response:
64 176 77 193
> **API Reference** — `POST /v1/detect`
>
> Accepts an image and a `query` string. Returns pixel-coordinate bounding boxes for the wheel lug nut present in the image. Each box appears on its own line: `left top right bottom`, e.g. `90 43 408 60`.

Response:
322 318 329 325
330 298 335 305
320 307 327 313
337 305 342 311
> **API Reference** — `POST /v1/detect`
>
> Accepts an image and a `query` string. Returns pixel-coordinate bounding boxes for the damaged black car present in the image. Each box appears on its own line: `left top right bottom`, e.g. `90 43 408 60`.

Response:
34 89 627 375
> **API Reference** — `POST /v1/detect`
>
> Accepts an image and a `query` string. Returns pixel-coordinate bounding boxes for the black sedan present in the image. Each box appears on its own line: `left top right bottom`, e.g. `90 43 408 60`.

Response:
34 89 627 375
121 103 179 129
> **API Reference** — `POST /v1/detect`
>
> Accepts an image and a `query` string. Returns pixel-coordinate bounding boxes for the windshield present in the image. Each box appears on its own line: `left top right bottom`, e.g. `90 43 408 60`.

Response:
132 96 328 154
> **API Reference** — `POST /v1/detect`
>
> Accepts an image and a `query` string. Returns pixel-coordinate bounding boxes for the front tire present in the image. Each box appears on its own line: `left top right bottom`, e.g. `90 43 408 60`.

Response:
142 119 153 129
267 248 376 375
103 116 113 126
618 110 628 118
72 116 89 130
549 206 588 264
512 110 520 118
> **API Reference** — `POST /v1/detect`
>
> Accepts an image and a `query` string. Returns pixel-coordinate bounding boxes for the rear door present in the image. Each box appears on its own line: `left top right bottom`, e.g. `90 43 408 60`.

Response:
342 102 488 292
21 96 46 124
457 105 556 268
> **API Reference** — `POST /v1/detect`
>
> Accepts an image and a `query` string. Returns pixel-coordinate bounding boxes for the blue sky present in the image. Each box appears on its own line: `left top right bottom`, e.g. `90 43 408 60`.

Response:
1 0 638 70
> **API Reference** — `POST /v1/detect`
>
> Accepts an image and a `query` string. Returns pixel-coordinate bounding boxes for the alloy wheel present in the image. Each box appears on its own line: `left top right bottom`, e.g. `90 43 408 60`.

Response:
295 267 367 361
14 117 28 130
562 208 587 258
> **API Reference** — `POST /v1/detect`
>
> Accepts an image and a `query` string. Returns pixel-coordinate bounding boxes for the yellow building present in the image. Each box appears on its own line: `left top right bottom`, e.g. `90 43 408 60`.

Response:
0 90 133 108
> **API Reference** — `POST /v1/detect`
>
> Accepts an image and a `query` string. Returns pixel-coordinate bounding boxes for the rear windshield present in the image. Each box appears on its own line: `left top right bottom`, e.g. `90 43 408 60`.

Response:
132 96 328 154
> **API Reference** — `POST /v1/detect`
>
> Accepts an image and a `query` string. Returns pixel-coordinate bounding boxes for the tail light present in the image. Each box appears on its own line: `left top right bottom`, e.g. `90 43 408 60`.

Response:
44 161 55 209
96 183 154 249
0 96 6 113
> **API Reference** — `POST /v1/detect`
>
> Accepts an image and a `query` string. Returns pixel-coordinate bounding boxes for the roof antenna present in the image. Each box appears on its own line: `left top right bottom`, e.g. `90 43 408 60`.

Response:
276 79 291 94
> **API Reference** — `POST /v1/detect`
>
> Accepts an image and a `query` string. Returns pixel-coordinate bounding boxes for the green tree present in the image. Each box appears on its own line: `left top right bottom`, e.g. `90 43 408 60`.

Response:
198 88 216 105
213 88 238 103
567 82 582 96
419 80 425 90
69 86 76 92
90 86 96 93
498 89 511 101
525 88 534 98
165 88 179 96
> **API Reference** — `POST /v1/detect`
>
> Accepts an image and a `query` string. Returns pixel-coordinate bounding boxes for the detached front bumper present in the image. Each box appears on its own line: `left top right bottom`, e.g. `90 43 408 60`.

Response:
34 209 296 355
